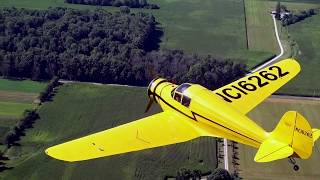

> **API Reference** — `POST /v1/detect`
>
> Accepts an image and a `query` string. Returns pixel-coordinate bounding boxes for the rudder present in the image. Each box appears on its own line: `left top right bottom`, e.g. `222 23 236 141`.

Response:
313 129 320 143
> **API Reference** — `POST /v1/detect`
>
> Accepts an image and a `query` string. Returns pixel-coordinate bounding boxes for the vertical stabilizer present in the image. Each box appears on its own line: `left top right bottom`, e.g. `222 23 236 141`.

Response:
255 111 314 162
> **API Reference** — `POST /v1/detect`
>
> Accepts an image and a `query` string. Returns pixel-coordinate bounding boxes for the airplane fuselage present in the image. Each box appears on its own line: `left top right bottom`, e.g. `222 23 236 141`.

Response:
149 78 269 148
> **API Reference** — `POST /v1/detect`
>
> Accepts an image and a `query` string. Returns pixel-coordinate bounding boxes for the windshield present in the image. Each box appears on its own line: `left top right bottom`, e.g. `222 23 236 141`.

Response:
176 83 191 93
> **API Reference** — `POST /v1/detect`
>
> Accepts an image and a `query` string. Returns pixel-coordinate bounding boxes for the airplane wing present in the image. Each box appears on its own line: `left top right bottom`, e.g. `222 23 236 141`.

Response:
213 59 301 114
45 111 201 162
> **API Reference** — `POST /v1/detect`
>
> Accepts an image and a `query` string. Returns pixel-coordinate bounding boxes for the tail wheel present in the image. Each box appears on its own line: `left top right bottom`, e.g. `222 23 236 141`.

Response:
293 165 299 171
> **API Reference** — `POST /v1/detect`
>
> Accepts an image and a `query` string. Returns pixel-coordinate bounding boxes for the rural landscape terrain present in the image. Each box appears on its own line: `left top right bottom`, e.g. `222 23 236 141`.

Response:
0 0 319 179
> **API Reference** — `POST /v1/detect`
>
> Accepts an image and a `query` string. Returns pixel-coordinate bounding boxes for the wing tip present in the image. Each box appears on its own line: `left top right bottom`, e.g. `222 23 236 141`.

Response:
45 146 76 162
283 58 301 72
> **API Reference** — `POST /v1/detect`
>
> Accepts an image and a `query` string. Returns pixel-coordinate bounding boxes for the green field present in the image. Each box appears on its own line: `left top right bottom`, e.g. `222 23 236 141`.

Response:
1 84 217 180
245 0 279 54
243 0 320 95
149 0 248 57
0 79 46 118
0 79 47 93
276 1 320 96
0 79 46 142
239 97 320 179
278 13 320 96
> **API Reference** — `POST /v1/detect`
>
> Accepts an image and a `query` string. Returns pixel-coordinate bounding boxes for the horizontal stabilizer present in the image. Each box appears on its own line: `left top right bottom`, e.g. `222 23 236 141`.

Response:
254 139 293 162
313 129 320 143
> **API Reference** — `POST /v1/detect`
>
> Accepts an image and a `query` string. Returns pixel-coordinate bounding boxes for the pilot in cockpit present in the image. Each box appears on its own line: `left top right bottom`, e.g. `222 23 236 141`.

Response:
172 83 192 107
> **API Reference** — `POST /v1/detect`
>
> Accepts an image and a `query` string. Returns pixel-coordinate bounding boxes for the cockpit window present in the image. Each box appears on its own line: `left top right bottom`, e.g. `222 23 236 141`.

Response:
176 83 191 93
182 96 191 107
172 83 192 107
174 92 182 102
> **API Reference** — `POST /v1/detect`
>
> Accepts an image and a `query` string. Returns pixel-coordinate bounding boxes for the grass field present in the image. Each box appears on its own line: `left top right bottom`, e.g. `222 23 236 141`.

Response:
0 79 47 93
0 102 34 118
277 1 320 96
277 12 320 96
268 0 320 3
0 0 275 67
1 84 217 180
149 0 248 57
239 97 320 179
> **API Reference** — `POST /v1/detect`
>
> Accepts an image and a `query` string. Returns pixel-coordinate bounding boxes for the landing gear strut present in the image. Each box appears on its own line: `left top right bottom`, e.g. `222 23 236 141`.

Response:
288 157 299 171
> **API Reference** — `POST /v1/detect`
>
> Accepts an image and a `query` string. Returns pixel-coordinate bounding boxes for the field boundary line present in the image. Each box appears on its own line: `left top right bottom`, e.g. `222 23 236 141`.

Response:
243 0 249 49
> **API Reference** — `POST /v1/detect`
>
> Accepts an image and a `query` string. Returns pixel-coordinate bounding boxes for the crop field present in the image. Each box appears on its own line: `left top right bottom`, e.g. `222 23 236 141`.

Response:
0 79 46 141
0 0 275 67
0 79 46 118
1 84 217 180
148 0 248 57
244 0 279 55
268 0 320 3
238 97 320 179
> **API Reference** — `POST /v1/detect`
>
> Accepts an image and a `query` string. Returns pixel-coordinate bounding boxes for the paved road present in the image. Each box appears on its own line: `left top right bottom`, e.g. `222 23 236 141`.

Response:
223 14 293 171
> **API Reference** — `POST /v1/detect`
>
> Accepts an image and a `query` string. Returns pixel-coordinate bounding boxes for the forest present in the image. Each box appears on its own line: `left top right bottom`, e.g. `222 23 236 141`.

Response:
64 0 160 9
0 7 246 89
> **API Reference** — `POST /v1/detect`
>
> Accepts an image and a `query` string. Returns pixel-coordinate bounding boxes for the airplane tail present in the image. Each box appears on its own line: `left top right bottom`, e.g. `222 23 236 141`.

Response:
254 111 318 162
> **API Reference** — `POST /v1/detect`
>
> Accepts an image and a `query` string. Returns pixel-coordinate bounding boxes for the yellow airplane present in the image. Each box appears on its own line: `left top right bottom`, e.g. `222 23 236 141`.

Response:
46 58 320 171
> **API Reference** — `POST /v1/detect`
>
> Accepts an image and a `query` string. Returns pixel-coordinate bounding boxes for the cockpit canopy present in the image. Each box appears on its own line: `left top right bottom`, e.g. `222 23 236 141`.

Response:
172 83 192 107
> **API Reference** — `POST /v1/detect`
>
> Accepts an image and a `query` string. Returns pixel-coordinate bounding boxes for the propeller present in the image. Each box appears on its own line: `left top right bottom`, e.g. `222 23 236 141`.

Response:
144 97 154 113
145 78 157 113
144 64 159 113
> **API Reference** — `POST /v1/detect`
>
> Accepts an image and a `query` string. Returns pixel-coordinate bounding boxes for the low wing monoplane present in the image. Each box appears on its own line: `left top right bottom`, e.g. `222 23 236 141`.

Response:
46 59 320 170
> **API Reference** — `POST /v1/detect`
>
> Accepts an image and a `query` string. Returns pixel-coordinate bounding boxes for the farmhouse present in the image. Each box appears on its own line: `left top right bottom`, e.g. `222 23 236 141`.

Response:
271 10 292 19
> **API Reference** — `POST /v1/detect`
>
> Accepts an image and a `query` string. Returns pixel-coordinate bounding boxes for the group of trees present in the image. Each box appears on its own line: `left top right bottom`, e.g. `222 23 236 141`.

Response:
143 50 246 90
281 9 317 26
275 2 317 26
0 7 156 83
0 7 246 90
65 0 160 9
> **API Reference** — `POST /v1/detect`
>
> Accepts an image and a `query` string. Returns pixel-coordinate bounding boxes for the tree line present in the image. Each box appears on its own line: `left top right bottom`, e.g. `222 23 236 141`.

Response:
0 7 246 90
168 168 238 180
281 9 317 26
3 77 61 148
4 109 39 148
65 0 160 9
